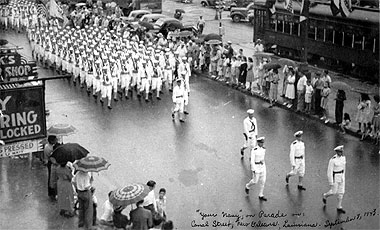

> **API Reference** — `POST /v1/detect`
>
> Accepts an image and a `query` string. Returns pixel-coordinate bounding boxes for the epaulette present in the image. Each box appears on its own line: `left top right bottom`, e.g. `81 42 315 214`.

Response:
262 147 266 149
332 156 336 159
292 141 297 145
253 147 258 150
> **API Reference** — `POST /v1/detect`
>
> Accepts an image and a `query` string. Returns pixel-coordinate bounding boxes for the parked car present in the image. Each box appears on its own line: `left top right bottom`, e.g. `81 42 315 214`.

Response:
200 0 233 10
124 10 151 22
152 18 197 37
139 13 168 23
229 2 255 23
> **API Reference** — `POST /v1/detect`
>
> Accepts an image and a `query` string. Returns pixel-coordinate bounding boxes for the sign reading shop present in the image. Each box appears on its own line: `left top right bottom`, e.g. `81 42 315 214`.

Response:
0 52 37 80
0 85 46 143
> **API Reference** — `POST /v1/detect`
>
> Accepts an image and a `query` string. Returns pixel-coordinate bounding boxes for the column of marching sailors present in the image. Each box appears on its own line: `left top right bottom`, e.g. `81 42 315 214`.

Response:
241 109 347 214
26 24 191 122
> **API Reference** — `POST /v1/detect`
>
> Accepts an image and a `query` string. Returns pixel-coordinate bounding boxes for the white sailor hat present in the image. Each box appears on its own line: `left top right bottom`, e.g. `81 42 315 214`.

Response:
334 145 344 152
257 137 265 142
181 71 187 75
165 48 170 52
247 109 254 114
294 131 303 137
182 57 187 61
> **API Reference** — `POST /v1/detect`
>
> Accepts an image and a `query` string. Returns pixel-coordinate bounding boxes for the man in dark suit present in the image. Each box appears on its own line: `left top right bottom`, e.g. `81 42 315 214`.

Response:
130 200 153 230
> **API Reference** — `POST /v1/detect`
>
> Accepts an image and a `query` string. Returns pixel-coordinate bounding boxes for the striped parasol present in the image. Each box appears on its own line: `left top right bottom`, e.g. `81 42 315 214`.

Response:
47 123 77 136
109 184 150 207
73 156 110 173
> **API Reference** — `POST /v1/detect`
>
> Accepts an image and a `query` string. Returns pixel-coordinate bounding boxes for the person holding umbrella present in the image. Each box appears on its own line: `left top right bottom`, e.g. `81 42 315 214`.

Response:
56 162 75 217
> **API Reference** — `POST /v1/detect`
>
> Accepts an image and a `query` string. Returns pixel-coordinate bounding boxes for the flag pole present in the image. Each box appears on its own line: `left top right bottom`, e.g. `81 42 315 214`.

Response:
300 0 310 63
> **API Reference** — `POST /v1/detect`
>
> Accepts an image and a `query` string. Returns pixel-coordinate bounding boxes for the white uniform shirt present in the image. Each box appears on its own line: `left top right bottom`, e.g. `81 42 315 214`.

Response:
243 116 258 138
172 84 184 103
100 199 114 222
289 140 305 166
327 154 346 185
72 171 91 191
250 146 266 173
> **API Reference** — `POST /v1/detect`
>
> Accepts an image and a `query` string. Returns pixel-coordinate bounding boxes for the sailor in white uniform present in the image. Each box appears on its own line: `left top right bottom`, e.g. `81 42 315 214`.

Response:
240 109 258 157
285 130 306 190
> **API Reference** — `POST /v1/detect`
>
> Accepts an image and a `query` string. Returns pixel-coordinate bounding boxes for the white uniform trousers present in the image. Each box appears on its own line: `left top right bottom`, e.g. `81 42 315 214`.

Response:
151 77 162 91
101 84 112 99
80 70 86 84
111 77 118 94
62 60 68 71
243 134 257 149
67 62 73 74
73 66 80 79
287 158 305 177
86 73 93 88
245 165 266 197
93 78 101 93
172 97 184 113
325 173 345 195
140 78 150 93
55 56 62 68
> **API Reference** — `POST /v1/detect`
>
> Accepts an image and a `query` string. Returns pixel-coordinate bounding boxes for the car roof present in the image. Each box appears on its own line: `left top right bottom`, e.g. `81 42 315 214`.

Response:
130 10 152 14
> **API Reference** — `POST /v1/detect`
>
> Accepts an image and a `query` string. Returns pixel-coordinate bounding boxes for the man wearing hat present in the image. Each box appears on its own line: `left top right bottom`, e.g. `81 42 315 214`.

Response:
245 137 267 201
322 145 346 213
241 109 258 157
285 131 306 190
172 79 185 122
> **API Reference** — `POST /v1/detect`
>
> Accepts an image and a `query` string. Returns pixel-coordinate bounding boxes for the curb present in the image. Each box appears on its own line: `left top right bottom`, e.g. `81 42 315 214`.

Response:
195 71 376 145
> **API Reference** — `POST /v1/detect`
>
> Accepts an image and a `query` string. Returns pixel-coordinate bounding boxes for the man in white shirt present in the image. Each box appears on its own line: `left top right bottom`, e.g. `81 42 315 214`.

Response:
73 171 94 229
143 180 157 213
296 72 308 112
240 109 258 158
172 79 185 122
245 137 267 201
285 131 306 191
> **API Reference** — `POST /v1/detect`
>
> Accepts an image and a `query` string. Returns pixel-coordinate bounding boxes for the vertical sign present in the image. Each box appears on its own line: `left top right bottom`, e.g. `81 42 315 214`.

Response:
0 85 47 143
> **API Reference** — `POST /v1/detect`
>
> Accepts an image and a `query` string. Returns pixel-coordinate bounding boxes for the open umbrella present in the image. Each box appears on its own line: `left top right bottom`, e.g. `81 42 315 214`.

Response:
109 184 150 206
253 52 274 58
73 156 110 173
178 30 192 37
277 58 297 67
50 143 89 164
138 21 154 30
47 123 77 136
175 9 185 13
75 3 86 7
352 87 379 95
264 62 281 70
203 33 222 42
331 81 352 91
206 39 222 45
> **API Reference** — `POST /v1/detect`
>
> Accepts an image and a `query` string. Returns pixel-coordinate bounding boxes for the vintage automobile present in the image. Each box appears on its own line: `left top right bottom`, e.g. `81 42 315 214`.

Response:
152 18 197 37
229 2 255 22
123 10 152 22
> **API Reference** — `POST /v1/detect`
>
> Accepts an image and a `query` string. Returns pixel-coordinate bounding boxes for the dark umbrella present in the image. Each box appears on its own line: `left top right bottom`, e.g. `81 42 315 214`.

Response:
278 58 297 67
138 21 154 30
50 143 89 164
253 52 274 58
206 39 222 45
331 81 351 91
263 62 282 70
175 9 185 13
203 33 222 42
178 30 192 37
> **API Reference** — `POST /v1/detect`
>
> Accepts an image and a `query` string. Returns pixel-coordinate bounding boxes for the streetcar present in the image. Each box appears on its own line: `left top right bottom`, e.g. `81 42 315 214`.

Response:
251 1 379 82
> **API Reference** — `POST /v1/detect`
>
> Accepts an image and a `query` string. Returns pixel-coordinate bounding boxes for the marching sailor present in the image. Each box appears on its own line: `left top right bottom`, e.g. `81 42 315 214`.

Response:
240 109 258 157
285 131 306 191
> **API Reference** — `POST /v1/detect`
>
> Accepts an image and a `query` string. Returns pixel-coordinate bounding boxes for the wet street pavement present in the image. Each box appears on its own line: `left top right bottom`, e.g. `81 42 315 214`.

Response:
1 21 379 230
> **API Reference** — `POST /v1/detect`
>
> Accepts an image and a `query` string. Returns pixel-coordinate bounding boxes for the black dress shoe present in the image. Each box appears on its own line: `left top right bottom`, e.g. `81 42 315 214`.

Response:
145 99 149 102
297 185 306 191
337 208 346 214
184 111 189 115
285 175 289 183
322 194 326 204
108 106 112 110
245 188 249 194
125 95 129 99
156 97 161 100
179 119 185 123
114 98 118 102
240 148 244 156
259 196 267 201
100 100 104 104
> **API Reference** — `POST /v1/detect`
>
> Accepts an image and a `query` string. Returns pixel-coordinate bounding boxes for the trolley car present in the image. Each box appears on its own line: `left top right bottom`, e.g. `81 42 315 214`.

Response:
252 1 379 82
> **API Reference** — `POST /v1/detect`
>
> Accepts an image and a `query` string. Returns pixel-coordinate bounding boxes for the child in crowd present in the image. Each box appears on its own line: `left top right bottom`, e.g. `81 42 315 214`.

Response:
340 113 351 134
156 188 167 220
305 80 313 113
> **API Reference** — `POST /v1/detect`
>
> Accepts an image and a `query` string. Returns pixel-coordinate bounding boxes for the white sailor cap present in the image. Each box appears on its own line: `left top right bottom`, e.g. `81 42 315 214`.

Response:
334 145 344 152
294 131 303 137
247 109 254 114
182 57 187 61
181 71 187 75
257 137 265 142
